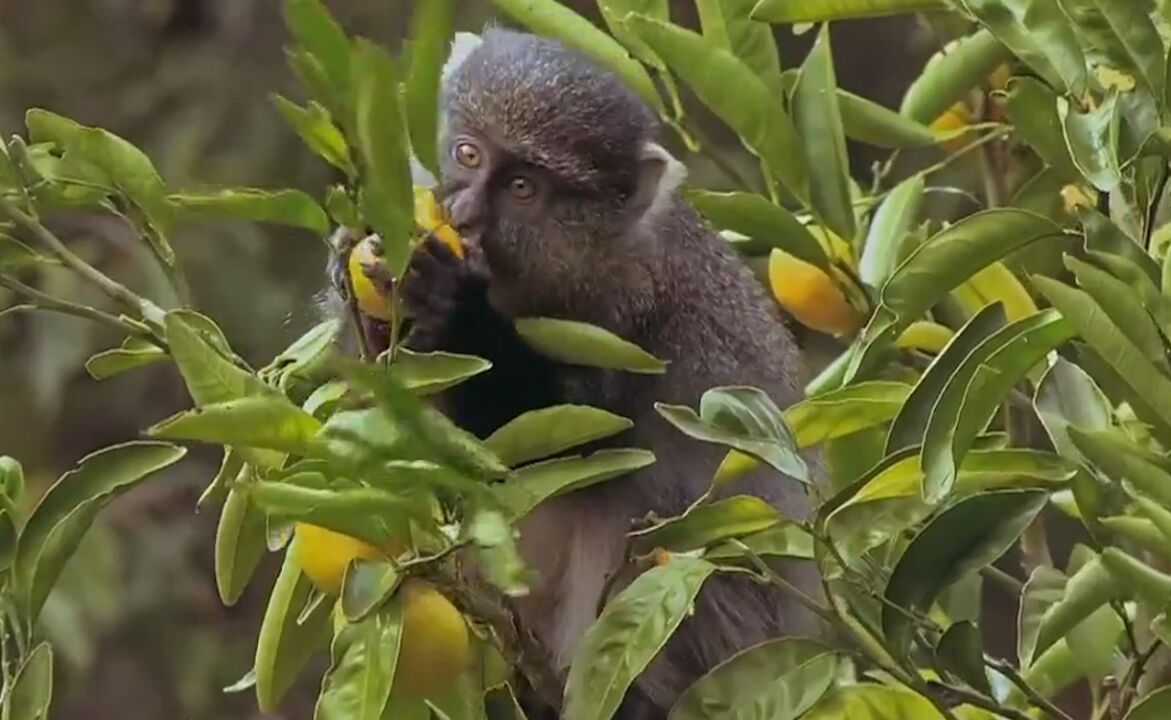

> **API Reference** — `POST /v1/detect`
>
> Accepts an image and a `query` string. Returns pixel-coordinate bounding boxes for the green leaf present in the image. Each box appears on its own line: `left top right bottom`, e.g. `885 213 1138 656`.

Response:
859 175 925 287
1080 206 1161 290
352 39 414 277
704 521 814 561
9 642 53 720
597 1 670 73
563 556 716 720
1018 565 1065 668
845 209 1066 384
13 441 186 624
656 386 808 483
785 380 911 447
255 540 335 713
165 311 269 406
696 0 785 97
469 508 530 597
215 480 269 606
404 0 455 178
0 455 25 503
1059 91 1122 192
1028 555 1120 664
1059 0 1165 99
962 0 1088 97
881 489 1049 657
169 187 328 234
1065 254 1166 366
1033 356 1112 464
340 560 401 623
800 684 943 719
793 24 855 240
1002 77 1080 182
1034 275 1171 435
1100 547 1171 604
1069 427 1171 509
272 96 355 176
750 0 946 22
486 0 664 113
935 620 990 694
921 309 1073 502
315 604 405 720
84 336 167 380
514 317 666 374
147 395 323 455
282 0 352 103
485 405 633 468
0 509 16 573
1124 686 1171 720
248 479 413 552
899 28 1013 124
0 234 56 272
492 449 656 519
689 190 828 270
630 495 781 554
484 683 529 720
838 90 941 149
668 637 838 720
266 318 344 394
626 14 806 200
386 348 492 395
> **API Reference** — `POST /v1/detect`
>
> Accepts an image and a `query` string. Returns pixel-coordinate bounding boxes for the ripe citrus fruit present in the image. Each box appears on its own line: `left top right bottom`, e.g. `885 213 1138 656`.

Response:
394 578 471 697
413 186 464 258
347 236 395 321
294 522 388 595
768 248 864 337
930 102 974 154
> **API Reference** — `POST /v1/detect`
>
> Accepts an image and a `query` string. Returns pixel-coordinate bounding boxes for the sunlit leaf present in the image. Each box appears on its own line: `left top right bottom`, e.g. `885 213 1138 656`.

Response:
169 187 328 234
492 449 656 519
785 381 911 447
630 495 781 554
404 0 455 177
387 348 491 396
514 317 666 374
750 0 945 22
148 395 322 455
272 96 355 176
485 405 633 468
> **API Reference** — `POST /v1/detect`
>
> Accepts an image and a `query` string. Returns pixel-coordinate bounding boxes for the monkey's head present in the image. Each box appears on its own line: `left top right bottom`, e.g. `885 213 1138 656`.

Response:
438 27 686 307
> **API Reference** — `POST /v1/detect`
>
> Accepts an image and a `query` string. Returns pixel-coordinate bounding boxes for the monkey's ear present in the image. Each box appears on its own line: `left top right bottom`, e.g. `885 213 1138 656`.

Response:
632 141 687 223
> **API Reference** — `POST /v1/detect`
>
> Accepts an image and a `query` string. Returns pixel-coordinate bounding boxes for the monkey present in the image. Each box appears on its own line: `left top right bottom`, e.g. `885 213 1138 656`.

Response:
325 27 824 719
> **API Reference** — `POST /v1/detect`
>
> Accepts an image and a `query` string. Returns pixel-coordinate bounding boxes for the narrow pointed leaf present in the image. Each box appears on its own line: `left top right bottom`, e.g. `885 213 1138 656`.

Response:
515 317 666 374
899 28 1012 124
404 0 455 177
148 395 322 455
750 0 946 22
630 495 782 554
689 190 828 270
492 449 656 519
169 188 328 234
696 0 785 97
785 381 911 447
485 405 633 468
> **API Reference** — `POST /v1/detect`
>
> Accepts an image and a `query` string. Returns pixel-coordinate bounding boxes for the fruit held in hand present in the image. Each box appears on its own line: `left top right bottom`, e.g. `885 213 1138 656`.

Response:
394 578 471 697
294 522 387 595
347 236 395 321
414 185 464 258
768 248 863 337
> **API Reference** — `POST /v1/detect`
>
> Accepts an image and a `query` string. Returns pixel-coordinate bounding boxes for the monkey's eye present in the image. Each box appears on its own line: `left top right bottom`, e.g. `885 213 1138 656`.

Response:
454 141 482 168
508 175 537 202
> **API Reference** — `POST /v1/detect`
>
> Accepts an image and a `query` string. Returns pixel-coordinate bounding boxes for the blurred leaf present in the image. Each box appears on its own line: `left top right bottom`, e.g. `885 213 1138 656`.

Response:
493 449 656 519
922 309 1073 502
669 637 838 720
485 405 633 467
404 0 455 177
962 0 1088 97
387 348 492 395
0 234 56 271
1035 276 1171 434
514 317 666 374
597 1 670 73
352 39 414 277
793 25 854 240
1003 77 1080 181
1059 92 1122 192
85 336 167 380
846 209 1065 384
487 0 664 112
0 509 16 574
1059 0 1164 98
1033 356 1112 463
148 395 322 455
1070 426 1171 508
1065 254 1166 365
1125 686 1171 720
860 175 924 287
169 187 328 234
216 481 269 607
340 560 401 624
563 556 716 720
248 479 413 551
469 508 530 596
899 28 1012 124
1100 547 1171 604
838 90 940 149
283 0 351 110
198 447 244 510
9 642 53 720
704 521 814 561
255 540 334 713
0 454 23 505
785 380 911 447
630 495 781 554
13 441 185 625
750 0 945 21
936 621 990 694
690 190 828 270
656 386 807 482
626 13 806 199
1029 555 1119 664
484 684 528 720
882 489 1049 656
696 0 785 96
800 684 943 719
272 96 355 176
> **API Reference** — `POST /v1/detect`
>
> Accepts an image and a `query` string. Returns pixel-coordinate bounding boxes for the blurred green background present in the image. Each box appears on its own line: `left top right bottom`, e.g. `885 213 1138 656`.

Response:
0 1 941 717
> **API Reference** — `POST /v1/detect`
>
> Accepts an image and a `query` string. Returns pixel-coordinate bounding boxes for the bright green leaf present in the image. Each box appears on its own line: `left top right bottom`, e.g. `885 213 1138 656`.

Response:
492 449 656 519
485 405 633 468
169 187 329 234
514 317 666 374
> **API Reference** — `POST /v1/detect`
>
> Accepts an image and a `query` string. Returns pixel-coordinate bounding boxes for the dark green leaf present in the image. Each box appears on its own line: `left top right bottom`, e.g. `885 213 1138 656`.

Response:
1059 0 1164 98
899 28 1013 124
1124 686 1171 720
689 190 828 270
704 521 814 561
1032 356 1112 463
785 380 911 447
1066 254 1166 365
963 0 1088 96
630 495 781 554
597 1 670 72
1060 91 1122 192
0 510 16 573
1080 206 1161 292
485 405 633 468
404 0 455 177
492 449 656 519
1068 427 1171 509
13 441 186 624
936 621 990 694
147 395 322 455
1003 77 1080 181
882 489 1049 656
215 480 269 607
749 0 946 22
1018 565 1065 668
668 637 838 720
9 642 53 720
656 386 807 483
514 317 666 374
282 0 351 102
169 187 328 234
696 0 785 97
563 556 716 720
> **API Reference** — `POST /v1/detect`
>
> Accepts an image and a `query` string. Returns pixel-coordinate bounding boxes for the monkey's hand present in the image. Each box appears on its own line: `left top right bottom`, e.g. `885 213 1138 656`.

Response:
401 233 488 349
325 226 363 303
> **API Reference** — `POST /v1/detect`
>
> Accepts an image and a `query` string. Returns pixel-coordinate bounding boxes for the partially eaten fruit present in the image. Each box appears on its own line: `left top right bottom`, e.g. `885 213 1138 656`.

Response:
414 185 464 259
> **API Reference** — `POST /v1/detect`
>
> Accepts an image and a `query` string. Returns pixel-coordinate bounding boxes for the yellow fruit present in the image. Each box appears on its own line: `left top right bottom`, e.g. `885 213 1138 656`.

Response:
294 523 388 595
395 579 471 697
930 102 973 154
347 236 395 321
413 186 464 258
896 320 955 354
768 248 864 337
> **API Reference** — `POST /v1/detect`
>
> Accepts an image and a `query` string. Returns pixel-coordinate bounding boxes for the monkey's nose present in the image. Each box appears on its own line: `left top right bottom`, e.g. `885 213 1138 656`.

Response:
445 189 486 241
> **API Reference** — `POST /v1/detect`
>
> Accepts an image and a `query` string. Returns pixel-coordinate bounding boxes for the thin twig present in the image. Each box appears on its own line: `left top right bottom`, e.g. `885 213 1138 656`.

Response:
725 539 837 624
925 680 1036 720
0 274 156 340
986 656 1077 720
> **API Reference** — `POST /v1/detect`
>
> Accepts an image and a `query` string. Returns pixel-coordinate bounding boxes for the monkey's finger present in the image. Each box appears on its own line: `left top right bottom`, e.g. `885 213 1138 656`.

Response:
419 233 462 266
360 260 397 295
